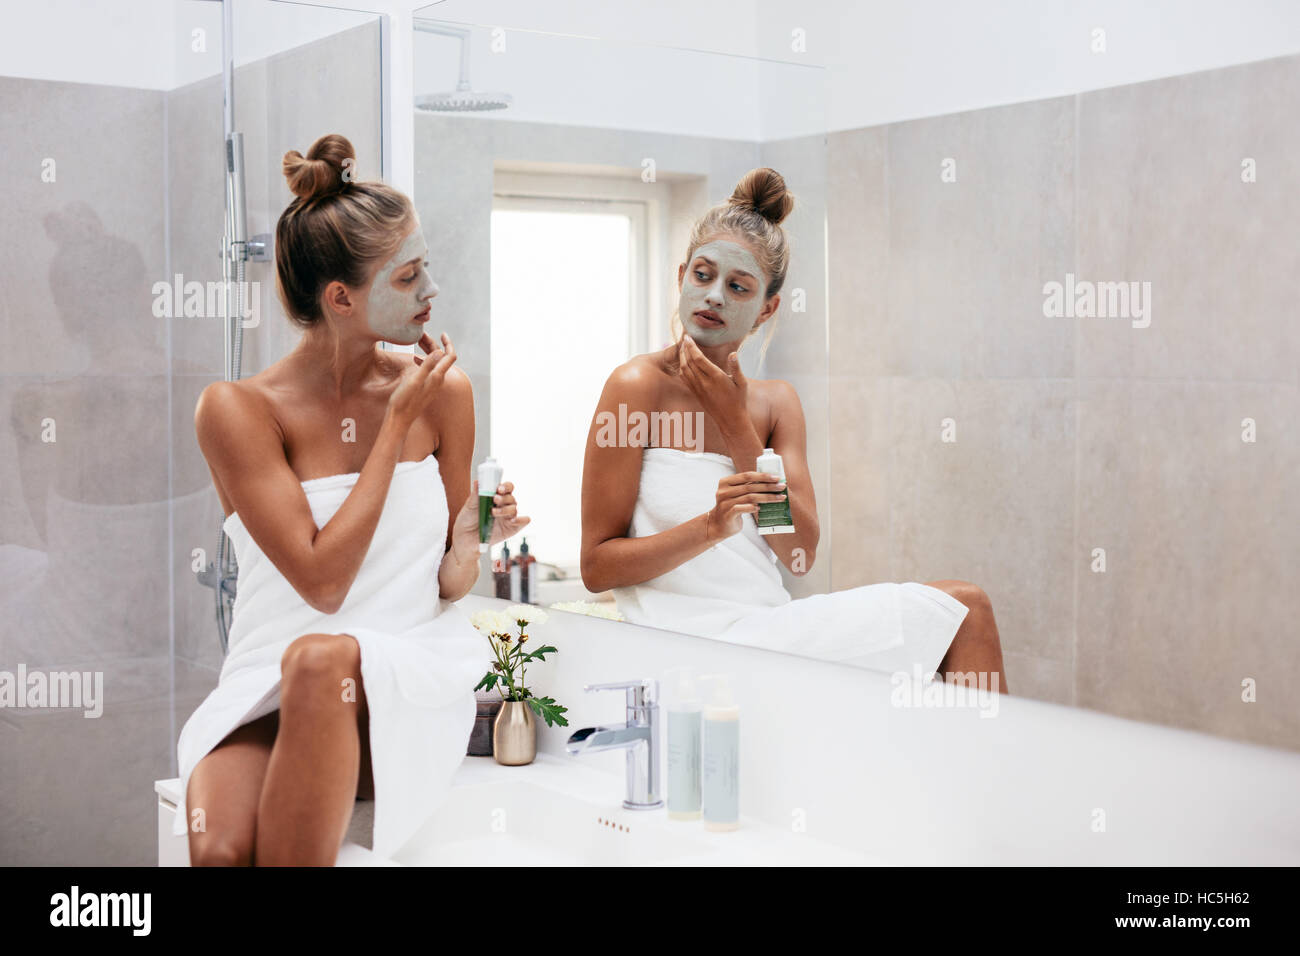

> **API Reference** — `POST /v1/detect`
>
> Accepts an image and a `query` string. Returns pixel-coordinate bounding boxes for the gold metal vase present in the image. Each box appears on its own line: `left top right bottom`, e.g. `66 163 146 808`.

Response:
492 700 536 766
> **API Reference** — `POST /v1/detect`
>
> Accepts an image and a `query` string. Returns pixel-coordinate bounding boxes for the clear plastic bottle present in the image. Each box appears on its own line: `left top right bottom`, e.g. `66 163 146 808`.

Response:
701 673 740 831
665 667 702 821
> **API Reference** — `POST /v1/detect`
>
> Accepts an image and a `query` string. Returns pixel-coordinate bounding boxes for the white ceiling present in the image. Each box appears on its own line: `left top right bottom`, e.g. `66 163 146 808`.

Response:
4 0 1299 136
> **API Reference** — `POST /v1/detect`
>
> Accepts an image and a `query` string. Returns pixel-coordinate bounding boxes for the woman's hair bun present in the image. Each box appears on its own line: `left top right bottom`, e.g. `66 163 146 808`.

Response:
728 167 794 226
282 133 356 202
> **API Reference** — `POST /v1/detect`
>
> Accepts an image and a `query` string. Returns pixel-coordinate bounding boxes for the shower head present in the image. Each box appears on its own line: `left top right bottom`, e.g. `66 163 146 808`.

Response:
415 88 512 112
414 19 512 113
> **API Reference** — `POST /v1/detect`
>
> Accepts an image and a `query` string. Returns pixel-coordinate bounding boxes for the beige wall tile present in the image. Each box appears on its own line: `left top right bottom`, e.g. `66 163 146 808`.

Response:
1075 379 1300 748
884 97 1075 380
887 378 1076 667
1077 56 1300 386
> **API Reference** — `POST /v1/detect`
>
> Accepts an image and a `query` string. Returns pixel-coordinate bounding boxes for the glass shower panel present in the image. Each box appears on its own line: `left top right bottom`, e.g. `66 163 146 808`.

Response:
0 0 384 866
0 0 225 867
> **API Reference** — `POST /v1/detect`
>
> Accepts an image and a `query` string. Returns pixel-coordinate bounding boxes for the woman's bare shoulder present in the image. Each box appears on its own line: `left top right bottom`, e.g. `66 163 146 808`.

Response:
194 374 282 454
751 375 802 405
601 351 667 401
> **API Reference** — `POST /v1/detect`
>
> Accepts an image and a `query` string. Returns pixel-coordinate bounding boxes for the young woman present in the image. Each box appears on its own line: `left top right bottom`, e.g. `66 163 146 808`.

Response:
175 134 527 865
580 167 1007 692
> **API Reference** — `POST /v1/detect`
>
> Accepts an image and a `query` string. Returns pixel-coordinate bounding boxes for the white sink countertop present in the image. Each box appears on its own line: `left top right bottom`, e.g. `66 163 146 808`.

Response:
392 752 879 866
159 753 875 866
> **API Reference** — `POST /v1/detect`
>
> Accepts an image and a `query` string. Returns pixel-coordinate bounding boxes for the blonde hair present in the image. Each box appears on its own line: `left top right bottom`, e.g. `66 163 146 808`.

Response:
669 167 795 367
274 133 416 329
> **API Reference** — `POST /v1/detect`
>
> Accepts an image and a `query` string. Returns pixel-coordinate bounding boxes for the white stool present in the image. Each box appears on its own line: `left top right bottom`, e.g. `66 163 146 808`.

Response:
153 778 389 866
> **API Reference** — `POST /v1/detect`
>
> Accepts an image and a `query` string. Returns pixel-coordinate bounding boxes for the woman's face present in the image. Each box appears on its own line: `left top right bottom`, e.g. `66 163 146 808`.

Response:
363 220 438 344
677 237 769 346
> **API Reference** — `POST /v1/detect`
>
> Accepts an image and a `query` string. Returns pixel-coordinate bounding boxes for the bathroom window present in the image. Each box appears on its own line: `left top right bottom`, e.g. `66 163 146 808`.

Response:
491 173 658 586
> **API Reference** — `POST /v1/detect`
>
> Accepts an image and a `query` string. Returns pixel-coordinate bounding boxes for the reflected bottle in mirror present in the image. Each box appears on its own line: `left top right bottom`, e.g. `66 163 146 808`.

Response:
494 541 512 600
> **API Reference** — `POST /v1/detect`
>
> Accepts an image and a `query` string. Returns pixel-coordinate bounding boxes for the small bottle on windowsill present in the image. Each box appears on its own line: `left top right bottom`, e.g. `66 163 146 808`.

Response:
493 541 512 600
518 537 537 604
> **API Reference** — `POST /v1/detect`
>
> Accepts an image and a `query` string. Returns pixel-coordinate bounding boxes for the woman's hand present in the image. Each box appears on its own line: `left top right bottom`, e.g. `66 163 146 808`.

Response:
704 471 787 544
677 334 750 436
387 332 457 431
449 478 530 559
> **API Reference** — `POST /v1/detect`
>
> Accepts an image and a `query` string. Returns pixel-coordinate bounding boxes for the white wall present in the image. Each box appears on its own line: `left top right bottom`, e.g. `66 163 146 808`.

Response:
10 1 1299 138
1 0 378 91
417 0 761 59
413 1 1300 138
410 22 777 141
2 0 194 89
756 0 1300 133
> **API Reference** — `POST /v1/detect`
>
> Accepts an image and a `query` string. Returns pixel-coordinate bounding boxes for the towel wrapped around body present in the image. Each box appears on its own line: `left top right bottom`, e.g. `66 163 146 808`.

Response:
174 453 489 860
611 448 969 675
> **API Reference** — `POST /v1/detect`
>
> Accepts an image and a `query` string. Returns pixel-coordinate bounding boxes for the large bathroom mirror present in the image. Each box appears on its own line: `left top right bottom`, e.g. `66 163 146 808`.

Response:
411 16 834 619
411 6 1299 753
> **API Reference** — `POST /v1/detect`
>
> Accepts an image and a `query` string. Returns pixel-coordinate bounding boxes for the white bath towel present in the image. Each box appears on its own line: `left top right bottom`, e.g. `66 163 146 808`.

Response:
611 448 970 675
173 453 490 860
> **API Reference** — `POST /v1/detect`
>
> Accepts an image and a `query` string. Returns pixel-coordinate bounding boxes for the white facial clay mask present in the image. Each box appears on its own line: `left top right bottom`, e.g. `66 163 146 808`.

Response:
678 239 766 347
365 221 438 344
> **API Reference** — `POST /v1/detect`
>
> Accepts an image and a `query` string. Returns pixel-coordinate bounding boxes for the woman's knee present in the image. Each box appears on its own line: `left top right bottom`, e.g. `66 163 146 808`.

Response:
281 632 360 688
938 580 994 617
280 633 364 719
189 831 252 867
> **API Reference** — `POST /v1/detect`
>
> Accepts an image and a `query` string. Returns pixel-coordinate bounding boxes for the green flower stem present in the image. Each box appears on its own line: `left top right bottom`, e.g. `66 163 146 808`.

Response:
483 624 537 703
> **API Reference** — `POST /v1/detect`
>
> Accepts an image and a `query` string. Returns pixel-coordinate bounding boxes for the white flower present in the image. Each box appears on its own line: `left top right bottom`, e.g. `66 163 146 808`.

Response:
469 609 512 635
548 600 625 622
503 604 548 629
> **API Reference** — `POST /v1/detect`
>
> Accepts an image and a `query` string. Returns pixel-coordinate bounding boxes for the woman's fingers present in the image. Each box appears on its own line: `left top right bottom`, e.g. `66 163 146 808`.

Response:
683 337 726 383
727 351 746 385
429 334 457 379
491 481 518 516
415 333 456 388
720 471 784 491
412 332 442 366
413 332 444 369
678 340 697 380
723 502 757 530
738 491 788 504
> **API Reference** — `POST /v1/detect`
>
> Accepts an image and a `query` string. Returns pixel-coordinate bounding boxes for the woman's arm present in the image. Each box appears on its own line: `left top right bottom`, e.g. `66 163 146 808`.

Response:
434 364 529 601
674 336 819 575
579 361 780 592
194 333 455 615
580 363 705 592
196 384 410 615
433 365 481 601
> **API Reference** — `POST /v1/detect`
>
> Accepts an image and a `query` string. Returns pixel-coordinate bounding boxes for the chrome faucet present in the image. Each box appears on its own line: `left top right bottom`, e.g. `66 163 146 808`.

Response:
565 678 663 810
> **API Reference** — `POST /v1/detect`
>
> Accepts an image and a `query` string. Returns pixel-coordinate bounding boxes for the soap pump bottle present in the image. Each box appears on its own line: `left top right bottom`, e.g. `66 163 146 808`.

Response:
665 667 702 821
700 673 740 832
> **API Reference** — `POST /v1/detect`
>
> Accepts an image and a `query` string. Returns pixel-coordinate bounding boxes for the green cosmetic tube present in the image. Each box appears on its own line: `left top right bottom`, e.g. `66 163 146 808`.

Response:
477 457 503 552
755 447 794 535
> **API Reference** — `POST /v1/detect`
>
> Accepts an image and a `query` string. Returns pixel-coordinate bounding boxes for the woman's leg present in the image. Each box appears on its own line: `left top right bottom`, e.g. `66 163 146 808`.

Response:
924 580 1010 694
255 632 370 865
185 710 279 866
